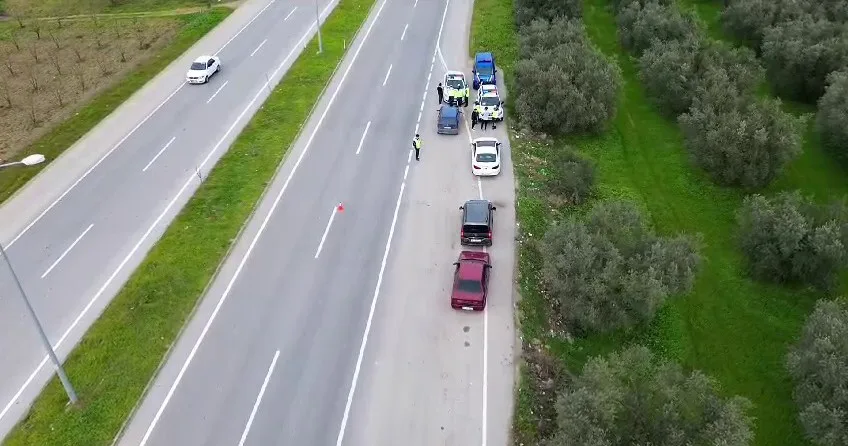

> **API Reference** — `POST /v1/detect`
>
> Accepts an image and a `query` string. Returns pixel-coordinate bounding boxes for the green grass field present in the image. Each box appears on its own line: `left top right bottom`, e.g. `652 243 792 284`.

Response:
470 0 848 445
3 0 375 443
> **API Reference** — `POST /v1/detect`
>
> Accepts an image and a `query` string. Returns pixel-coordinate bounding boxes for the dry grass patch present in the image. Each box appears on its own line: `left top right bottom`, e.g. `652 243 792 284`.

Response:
0 16 180 161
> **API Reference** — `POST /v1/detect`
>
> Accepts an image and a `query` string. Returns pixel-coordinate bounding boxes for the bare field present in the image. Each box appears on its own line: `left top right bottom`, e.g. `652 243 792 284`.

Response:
0 16 181 161
2 0 213 17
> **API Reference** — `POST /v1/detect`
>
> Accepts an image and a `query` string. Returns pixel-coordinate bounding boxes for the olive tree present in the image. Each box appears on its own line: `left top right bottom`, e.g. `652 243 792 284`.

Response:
761 16 848 103
817 69 848 164
515 0 582 28
545 345 754 446
546 150 596 205
722 0 848 49
540 201 700 334
678 69 803 188
515 21 621 135
617 0 703 56
639 37 763 117
519 17 587 57
736 192 848 289
787 298 848 446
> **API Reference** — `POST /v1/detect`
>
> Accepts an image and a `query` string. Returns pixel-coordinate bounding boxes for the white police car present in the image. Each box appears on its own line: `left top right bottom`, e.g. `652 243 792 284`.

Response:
477 85 504 122
444 70 468 104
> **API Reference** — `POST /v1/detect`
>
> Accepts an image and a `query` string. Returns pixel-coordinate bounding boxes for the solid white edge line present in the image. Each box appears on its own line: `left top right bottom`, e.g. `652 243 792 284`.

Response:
314 206 339 259
382 64 393 87
137 0 390 442
7 0 277 248
284 6 298 21
237 350 280 446
403 164 409 180
0 0 339 430
335 180 406 446
40 224 94 279
355 121 372 155
250 38 268 57
207 80 230 104
142 136 177 172
400 23 408 41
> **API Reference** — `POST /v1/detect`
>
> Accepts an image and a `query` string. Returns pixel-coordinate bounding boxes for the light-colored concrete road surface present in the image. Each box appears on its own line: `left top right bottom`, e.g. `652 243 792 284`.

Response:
0 0 343 437
341 0 516 444
116 0 515 444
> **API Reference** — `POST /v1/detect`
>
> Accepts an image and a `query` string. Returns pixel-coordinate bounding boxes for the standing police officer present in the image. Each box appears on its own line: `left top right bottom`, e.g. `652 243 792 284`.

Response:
412 134 422 161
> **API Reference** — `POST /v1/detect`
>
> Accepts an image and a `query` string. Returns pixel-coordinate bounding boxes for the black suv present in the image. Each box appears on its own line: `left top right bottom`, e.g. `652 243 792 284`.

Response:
459 199 496 246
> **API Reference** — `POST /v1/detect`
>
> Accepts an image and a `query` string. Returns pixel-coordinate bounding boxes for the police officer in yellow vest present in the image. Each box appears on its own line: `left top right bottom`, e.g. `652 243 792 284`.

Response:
463 85 470 107
412 134 422 161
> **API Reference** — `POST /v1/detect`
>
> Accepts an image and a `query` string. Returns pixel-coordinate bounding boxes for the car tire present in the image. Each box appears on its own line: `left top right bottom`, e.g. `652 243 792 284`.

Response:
203 75 208 84
216 65 221 73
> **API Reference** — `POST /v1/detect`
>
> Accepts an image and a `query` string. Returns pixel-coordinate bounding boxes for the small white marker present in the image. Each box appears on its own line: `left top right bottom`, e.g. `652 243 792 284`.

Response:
206 80 229 104
400 23 408 41
284 6 297 21
142 136 177 172
356 121 371 155
250 38 268 57
41 224 94 279
382 64 393 87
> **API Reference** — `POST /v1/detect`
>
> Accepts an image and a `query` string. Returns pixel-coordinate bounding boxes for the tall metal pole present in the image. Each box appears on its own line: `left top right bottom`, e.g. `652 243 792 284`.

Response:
314 0 323 54
0 243 78 405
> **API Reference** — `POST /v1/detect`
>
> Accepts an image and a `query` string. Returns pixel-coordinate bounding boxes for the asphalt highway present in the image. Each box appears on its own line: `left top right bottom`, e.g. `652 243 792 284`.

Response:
118 0 516 443
0 0 343 437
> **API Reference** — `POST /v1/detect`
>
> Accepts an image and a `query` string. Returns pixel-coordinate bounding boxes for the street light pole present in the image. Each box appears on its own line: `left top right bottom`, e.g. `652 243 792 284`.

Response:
314 0 323 54
0 243 78 405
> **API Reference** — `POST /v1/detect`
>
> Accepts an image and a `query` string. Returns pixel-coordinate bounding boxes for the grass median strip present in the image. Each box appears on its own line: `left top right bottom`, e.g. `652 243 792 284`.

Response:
4 0 375 443
0 8 229 204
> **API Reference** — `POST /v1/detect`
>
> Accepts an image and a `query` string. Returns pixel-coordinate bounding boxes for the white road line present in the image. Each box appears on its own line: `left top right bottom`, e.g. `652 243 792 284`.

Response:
250 38 268 57
314 206 339 259
407 149 412 163
382 64 393 87
335 0 450 444
206 80 229 104
414 0 418 7
237 350 280 446
400 23 408 41
355 121 371 155
6 0 276 249
284 6 297 21
403 164 409 180
417 111 422 123
142 136 177 172
138 0 389 442
40 224 94 279
336 179 406 446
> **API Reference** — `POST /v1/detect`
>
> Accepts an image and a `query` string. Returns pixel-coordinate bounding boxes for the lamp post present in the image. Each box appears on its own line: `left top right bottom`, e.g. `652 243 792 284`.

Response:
0 154 78 405
314 0 323 54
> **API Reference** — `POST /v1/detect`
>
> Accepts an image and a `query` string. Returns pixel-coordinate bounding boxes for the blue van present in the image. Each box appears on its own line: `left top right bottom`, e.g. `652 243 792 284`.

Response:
437 105 461 135
472 52 497 89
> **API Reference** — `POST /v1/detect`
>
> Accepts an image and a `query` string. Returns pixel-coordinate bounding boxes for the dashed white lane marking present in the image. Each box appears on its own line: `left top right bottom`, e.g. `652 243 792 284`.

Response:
314 205 340 259
401 23 408 41
382 64 393 87
284 7 297 21
250 38 268 57
142 136 177 172
356 121 372 155
206 80 229 104
237 350 280 446
41 224 94 279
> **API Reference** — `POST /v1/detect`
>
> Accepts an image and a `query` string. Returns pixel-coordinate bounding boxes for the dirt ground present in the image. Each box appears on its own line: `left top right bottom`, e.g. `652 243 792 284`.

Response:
0 16 181 162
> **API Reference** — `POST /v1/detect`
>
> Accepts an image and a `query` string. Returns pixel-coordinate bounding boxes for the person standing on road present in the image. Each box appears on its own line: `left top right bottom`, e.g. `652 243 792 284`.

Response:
436 83 444 104
471 105 479 129
480 114 489 130
463 85 470 107
413 134 422 161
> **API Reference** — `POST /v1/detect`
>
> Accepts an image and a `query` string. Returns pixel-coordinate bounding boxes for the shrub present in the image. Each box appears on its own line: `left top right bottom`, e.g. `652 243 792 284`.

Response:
639 37 763 117
817 70 848 164
617 0 703 56
539 201 700 333
736 191 848 289
787 298 848 446
515 21 621 135
610 0 671 13
546 345 754 446
722 0 848 49
678 68 803 188
546 150 596 205
761 16 848 103
519 17 587 58
515 0 581 28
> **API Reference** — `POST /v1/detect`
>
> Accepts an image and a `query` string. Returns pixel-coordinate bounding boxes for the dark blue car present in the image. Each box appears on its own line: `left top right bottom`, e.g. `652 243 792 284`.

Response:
472 52 496 89
437 104 461 135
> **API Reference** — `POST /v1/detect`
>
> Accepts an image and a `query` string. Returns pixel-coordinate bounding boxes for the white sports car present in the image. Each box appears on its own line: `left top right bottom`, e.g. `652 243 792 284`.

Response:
471 137 501 176
186 55 221 84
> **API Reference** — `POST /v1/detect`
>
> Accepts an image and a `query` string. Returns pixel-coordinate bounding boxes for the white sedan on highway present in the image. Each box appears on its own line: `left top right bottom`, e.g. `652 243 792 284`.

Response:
471 137 501 176
186 55 221 84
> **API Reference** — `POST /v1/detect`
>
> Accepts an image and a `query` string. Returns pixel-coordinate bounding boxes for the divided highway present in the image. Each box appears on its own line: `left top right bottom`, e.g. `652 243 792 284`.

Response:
0 0 342 437
118 0 516 443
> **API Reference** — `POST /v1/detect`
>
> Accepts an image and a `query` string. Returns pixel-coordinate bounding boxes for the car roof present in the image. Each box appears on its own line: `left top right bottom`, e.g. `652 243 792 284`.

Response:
193 55 213 63
475 52 494 62
440 105 459 117
457 260 485 280
463 199 491 223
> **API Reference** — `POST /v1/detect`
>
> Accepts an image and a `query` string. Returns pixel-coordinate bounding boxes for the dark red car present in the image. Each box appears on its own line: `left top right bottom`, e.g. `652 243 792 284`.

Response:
450 251 491 311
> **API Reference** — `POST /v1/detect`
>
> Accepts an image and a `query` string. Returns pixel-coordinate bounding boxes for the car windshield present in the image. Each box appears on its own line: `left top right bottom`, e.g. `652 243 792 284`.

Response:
446 78 463 89
476 153 497 163
456 278 483 293
190 62 206 70
480 96 499 107
476 65 493 75
475 140 497 149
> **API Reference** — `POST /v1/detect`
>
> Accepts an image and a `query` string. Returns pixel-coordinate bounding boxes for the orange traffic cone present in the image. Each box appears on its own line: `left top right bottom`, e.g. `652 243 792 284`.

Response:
337 202 345 212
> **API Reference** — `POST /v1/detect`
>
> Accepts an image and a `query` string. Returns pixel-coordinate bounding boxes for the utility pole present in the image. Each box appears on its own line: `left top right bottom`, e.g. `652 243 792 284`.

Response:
314 0 323 54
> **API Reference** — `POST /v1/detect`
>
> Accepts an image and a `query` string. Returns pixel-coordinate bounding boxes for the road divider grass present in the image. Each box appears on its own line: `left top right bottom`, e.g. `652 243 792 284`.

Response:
4 0 375 443
0 8 230 204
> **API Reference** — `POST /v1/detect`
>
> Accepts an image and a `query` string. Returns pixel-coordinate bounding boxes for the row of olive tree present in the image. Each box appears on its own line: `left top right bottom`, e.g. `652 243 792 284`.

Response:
614 0 803 189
